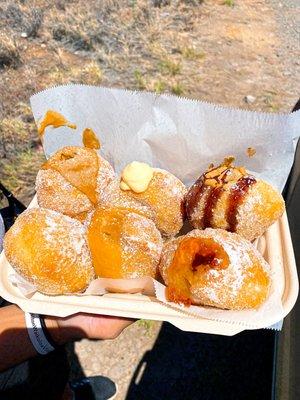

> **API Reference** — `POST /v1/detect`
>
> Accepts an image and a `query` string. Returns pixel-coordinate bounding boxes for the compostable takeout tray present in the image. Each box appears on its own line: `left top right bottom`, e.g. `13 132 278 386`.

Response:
0 207 298 336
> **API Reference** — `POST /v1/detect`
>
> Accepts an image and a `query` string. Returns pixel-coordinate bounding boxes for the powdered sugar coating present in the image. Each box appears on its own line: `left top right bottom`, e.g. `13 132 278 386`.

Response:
95 156 116 201
98 178 154 220
36 169 93 221
121 211 163 278
36 146 115 221
87 207 163 279
99 168 187 238
4 208 94 294
235 179 284 240
159 228 271 310
187 174 284 241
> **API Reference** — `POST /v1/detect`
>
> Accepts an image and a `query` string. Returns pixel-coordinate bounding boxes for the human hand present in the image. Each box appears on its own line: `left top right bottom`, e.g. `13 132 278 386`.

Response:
45 313 134 345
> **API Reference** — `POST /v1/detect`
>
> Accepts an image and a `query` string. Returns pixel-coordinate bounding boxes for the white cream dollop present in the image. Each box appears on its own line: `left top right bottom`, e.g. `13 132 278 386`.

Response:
120 161 154 193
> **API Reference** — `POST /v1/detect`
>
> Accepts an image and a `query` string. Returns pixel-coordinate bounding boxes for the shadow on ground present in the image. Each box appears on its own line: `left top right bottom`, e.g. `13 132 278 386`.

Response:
126 322 276 400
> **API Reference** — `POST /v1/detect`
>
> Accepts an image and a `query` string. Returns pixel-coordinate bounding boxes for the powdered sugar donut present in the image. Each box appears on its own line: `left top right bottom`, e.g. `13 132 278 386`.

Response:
159 228 270 310
186 159 284 241
4 208 94 294
36 169 94 222
87 206 163 279
99 168 187 237
36 146 115 221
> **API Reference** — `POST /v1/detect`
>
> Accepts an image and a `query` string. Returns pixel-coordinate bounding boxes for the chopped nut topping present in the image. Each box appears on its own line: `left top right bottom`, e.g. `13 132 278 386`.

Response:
218 169 230 182
238 167 247 175
223 156 235 166
204 156 249 189
205 165 227 179
205 178 219 187
226 169 243 182
247 147 256 157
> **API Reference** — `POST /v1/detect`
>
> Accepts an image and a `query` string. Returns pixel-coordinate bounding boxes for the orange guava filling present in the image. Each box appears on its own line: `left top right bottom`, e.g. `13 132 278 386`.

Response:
42 147 99 204
166 237 229 306
38 110 77 137
82 128 101 150
87 207 143 278
87 207 124 278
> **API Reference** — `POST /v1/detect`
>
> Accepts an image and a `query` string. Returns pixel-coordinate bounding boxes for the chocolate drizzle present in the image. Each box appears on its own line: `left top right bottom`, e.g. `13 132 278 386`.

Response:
202 186 224 228
186 164 257 232
200 168 231 228
185 176 206 221
227 176 256 232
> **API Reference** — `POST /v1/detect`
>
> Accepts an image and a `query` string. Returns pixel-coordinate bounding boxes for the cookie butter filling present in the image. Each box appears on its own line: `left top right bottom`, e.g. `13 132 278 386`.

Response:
42 147 99 204
120 161 153 193
82 128 101 150
166 237 229 306
38 110 77 137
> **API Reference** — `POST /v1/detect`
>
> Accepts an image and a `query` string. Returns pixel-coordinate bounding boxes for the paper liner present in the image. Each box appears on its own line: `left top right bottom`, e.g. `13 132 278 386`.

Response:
9 257 284 329
9 273 153 295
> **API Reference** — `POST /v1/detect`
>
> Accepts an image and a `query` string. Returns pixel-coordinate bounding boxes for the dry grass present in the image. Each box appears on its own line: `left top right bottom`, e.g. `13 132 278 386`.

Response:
1 4 43 37
223 0 235 7
181 47 205 61
0 33 21 69
0 148 45 207
171 82 185 95
47 61 103 86
153 79 166 93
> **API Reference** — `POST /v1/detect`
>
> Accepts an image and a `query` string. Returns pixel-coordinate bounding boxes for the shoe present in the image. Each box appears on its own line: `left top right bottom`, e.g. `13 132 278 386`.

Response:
69 376 117 400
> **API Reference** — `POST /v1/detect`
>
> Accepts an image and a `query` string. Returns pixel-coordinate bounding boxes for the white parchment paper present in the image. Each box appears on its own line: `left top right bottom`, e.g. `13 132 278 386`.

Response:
30 85 300 190
18 84 299 329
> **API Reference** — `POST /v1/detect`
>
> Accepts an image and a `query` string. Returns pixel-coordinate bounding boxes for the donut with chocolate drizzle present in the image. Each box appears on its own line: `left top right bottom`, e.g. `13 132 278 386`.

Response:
185 158 284 241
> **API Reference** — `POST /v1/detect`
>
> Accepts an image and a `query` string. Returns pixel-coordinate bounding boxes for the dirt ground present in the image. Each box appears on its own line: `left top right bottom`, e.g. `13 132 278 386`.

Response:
0 0 299 399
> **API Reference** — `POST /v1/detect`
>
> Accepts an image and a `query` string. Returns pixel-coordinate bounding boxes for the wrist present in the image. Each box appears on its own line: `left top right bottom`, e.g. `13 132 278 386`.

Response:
44 316 86 345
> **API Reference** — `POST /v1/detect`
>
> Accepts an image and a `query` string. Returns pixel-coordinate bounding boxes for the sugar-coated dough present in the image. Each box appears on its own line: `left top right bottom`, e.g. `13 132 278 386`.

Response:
87 206 163 279
36 169 93 222
36 146 115 221
4 208 94 295
99 168 187 237
95 156 116 201
159 228 271 310
186 162 284 241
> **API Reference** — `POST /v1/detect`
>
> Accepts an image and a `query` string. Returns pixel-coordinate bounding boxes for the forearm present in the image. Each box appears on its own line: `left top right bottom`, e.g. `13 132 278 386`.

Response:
0 305 132 372
0 305 77 372
0 305 37 372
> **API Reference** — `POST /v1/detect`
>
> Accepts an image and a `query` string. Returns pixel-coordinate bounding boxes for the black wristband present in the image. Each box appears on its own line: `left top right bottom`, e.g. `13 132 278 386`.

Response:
40 315 61 349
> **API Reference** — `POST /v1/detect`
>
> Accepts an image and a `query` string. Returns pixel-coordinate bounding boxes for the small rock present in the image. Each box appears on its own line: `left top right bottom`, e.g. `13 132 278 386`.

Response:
41 44 46 48
244 95 256 104
21 32 28 38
